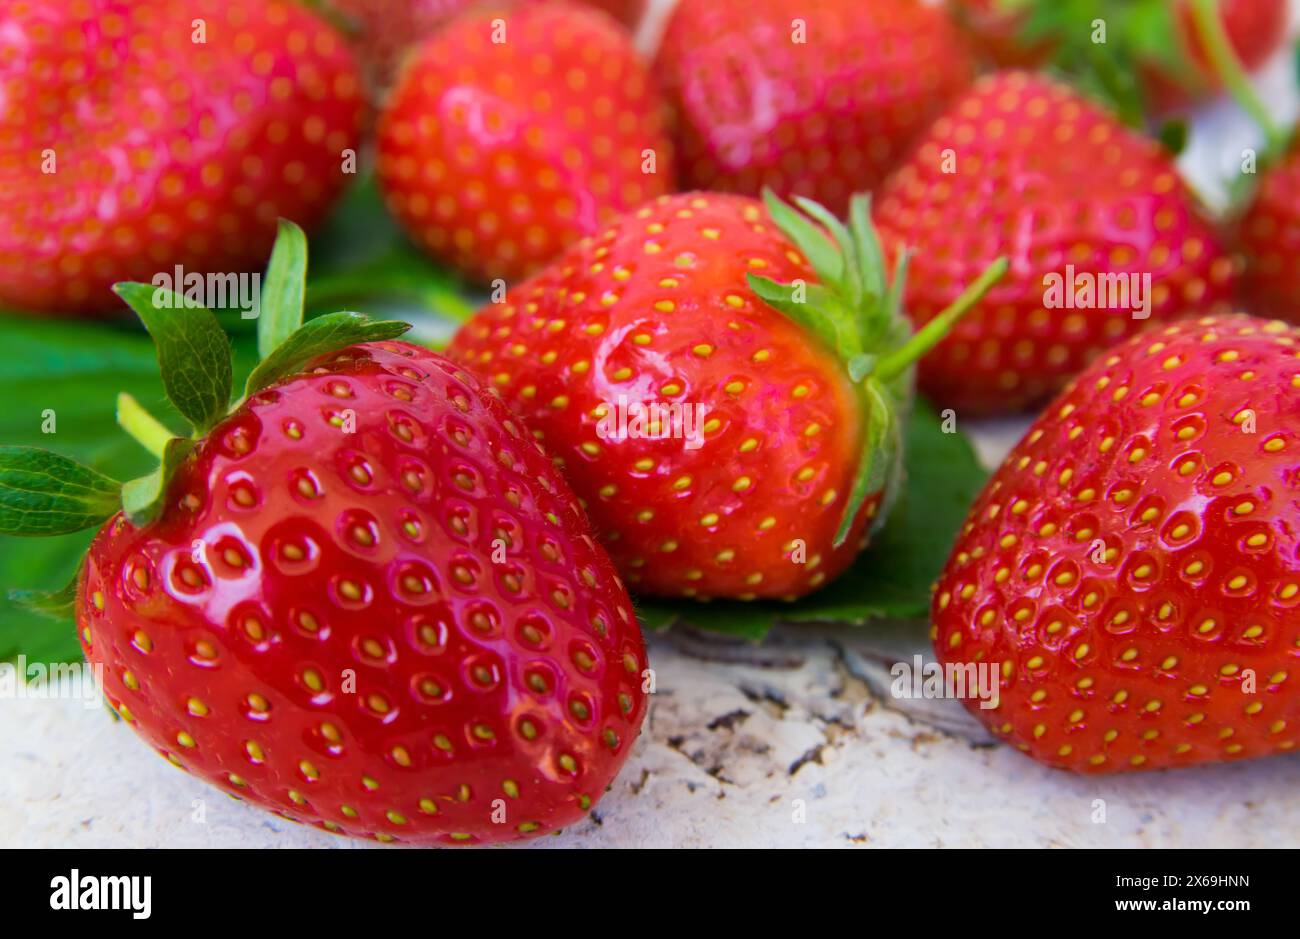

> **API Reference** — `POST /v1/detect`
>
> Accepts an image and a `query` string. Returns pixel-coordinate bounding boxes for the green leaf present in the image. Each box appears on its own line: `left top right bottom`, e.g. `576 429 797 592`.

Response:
121 437 197 527
10 563 81 621
113 282 233 434
636 400 986 641
243 312 412 397
0 447 121 536
258 219 310 360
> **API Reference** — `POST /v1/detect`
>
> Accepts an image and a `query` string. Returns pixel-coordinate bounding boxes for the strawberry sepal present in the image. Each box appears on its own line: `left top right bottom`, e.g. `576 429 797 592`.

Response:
9 563 83 621
258 219 310 360
754 189 1008 545
0 447 122 536
243 311 411 398
121 437 197 528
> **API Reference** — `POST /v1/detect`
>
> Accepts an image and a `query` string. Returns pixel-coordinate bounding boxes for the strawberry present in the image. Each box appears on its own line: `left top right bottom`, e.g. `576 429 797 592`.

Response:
948 0 1288 118
933 314 1300 773
0 0 364 316
448 191 1007 601
652 0 975 216
873 71 1239 416
1 224 648 845
375 1 674 285
332 0 647 91
1239 141 1300 320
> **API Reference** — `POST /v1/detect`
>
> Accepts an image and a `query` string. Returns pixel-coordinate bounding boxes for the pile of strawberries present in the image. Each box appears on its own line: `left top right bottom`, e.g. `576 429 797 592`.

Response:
1 0 1299 846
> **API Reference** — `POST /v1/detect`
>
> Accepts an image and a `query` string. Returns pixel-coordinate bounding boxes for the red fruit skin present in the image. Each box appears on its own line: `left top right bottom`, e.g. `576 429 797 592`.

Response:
933 315 1300 773
653 0 974 215
1239 142 1300 321
449 192 877 601
951 0 1287 111
77 342 648 845
375 2 674 285
0 0 364 316
874 72 1238 416
333 0 647 89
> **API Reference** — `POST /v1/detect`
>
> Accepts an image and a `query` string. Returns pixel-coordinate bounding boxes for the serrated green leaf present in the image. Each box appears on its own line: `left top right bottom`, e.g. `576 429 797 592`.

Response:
243 312 412 397
258 219 310 360
121 437 196 527
637 400 986 641
0 447 121 536
113 282 233 433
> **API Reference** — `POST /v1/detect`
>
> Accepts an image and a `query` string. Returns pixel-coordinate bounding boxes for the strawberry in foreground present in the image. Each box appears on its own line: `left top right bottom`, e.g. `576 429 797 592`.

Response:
948 0 1287 120
653 0 974 215
0 223 648 845
450 191 1007 601
873 71 1239 416
0 0 364 316
934 314 1300 772
332 0 646 91
375 1 674 286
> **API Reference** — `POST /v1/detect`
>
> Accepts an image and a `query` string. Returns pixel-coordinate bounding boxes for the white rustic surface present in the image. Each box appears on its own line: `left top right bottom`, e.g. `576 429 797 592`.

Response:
4 0 1300 850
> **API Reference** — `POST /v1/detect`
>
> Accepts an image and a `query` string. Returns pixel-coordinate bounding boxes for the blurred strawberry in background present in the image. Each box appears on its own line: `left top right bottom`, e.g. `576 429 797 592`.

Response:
949 0 1288 118
873 71 1239 415
332 0 646 91
0 0 364 316
376 1 673 285
653 0 974 214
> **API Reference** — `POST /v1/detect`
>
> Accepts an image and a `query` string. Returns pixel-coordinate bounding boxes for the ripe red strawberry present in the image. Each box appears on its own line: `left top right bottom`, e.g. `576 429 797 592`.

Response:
652 0 975 215
449 191 1007 600
333 0 647 90
1239 142 1300 320
0 0 364 316
933 314 1300 773
375 2 674 285
1 225 648 845
873 71 1239 416
949 0 1287 115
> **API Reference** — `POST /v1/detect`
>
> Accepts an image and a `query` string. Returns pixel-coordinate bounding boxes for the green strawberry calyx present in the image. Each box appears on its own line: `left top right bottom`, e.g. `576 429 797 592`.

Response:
748 189 1008 548
0 220 411 618
988 0 1203 127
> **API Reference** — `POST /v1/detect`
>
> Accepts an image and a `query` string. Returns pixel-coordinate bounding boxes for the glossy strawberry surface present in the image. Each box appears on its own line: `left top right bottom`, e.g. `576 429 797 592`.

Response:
934 315 1300 772
450 192 878 601
375 2 674 285
654 0 974 215
874 72 1238 415
0 0 364 315
77 341 648 845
